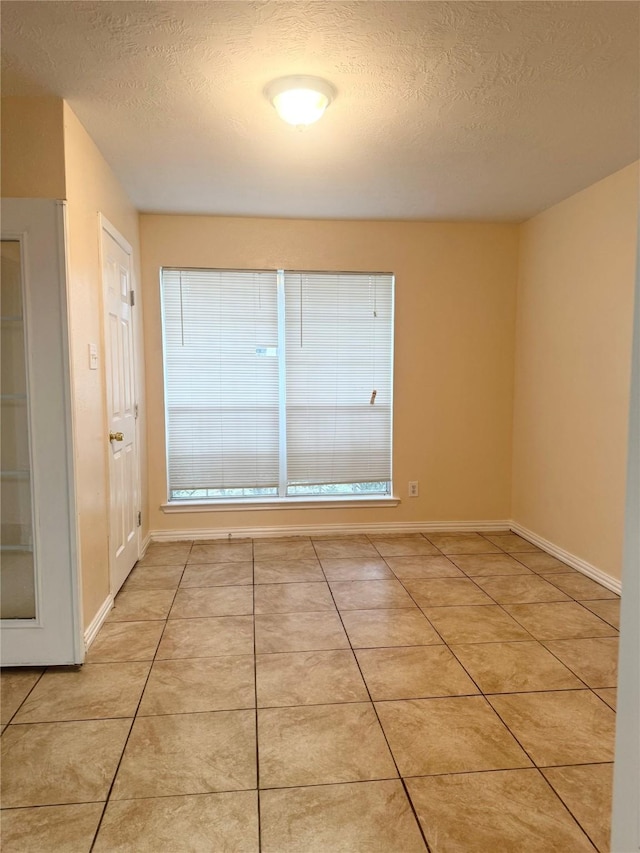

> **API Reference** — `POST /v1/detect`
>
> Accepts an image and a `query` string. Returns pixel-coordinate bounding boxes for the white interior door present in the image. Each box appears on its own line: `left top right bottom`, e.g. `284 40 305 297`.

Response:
101 217 140 595
1 198 82 666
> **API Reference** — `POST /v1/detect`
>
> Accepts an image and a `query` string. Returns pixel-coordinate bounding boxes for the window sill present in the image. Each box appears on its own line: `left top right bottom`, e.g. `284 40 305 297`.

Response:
161 496 401 513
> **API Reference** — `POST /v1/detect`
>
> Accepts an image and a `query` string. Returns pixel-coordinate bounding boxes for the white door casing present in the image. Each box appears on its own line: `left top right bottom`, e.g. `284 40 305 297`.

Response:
610 222 640 852
100 217 140 595
0 199 83 666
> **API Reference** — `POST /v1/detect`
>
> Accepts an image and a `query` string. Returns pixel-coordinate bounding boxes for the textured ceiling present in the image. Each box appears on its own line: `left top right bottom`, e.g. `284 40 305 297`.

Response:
2 1 638 220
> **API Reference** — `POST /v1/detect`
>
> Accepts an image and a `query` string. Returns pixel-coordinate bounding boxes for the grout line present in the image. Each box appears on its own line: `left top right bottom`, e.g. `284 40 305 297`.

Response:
251 539 262 853
88 553 188 851
309 538 433 853
535 768 601 851
400 776 433 852
2 667 47 728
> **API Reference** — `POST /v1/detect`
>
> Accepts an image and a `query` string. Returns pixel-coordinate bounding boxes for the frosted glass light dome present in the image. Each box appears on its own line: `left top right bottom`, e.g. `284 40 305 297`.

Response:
265 76 335 127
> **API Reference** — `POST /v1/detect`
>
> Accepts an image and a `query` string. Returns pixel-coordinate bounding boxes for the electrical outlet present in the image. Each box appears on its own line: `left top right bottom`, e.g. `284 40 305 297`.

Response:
409 481 419 497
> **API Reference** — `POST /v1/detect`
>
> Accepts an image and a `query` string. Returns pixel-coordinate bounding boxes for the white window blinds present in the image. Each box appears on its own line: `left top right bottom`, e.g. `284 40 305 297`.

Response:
284 272 393 486
161 268 394 499
161 269 279 492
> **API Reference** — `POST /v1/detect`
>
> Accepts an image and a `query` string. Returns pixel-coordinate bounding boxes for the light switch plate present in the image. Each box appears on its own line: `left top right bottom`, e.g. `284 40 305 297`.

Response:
88 343 98 370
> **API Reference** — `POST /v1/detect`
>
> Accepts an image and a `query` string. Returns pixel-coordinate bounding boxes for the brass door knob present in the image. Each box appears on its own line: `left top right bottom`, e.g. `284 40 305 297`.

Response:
109 431 124 442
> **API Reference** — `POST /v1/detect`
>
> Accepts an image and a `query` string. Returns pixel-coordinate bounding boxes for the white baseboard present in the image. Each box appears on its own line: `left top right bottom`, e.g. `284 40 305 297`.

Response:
510 522 621 595
84 594 114 650
140 533 151 558
148 519 512 542
146 517 621 595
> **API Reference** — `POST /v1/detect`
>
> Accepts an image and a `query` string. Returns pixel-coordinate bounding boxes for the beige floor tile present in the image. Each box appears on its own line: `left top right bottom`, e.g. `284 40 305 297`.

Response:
180 562 253 587
86 621 165 662
423 605 532 644
253 537 315 561
546 572 618 600
253 557 324 584
94 791 259 853
356 646 478 700
450 553 534 576
403 578 494 607
450 641 582 694
256 650 368 707
112 710 256 799
320 557 394 581
258 702 397 788
489 690 616 766
137 542 191 567
13 662 150 723
260 780 427 853
385 555 464 579
376 696 530 776
341 608 442 648
407 769 594 853
138 656 255 715
368 535 439 557
484 533 541 553
543 637 618 688
504 602 617 640
513 552 575 573
188 542 252 564
329 579 416 610
1 803 104 853
594 687 617 710
1 718 130 806
582 599 620 629
542 764 613 853
254 611 349 653
254 581 335 614
106 588 175 622
473 574 570 604
156 616 254 659
124 565 184 590
425 533 501 555
313 539 380 560
169 585 253 618
0 669 43 723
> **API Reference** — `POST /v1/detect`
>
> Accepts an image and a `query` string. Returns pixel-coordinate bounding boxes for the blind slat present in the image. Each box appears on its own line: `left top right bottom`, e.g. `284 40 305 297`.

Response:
284 272 393 486
162 269 279 491
161 269 394 495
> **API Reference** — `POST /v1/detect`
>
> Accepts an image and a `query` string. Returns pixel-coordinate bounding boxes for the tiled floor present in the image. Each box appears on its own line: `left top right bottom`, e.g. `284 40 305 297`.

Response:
1 531 619 852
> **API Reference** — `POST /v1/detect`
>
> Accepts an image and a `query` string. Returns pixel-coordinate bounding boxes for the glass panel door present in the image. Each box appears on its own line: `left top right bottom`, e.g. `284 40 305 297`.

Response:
1 240 35 619
1 199 81 665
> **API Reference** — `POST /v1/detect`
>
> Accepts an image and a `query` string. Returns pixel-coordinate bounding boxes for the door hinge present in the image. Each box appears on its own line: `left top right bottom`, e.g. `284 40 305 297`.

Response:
134 403 139 419
129 290 135 307
137 511 142 527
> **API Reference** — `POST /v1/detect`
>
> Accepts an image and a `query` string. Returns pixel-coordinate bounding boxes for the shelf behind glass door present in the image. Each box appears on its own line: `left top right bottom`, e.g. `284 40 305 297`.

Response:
1 240 35 619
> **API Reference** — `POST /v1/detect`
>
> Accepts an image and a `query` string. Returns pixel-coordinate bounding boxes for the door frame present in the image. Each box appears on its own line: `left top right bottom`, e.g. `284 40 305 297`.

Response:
1 199 83 665
98 213 142 596
611 225 640 852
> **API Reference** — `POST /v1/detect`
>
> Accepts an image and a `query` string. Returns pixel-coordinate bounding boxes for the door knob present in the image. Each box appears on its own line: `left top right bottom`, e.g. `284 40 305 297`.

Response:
109 431 124 442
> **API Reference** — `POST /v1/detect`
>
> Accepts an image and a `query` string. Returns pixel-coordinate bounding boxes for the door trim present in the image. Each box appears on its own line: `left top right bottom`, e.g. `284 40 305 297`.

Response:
98 214 142 596
1 199 83 665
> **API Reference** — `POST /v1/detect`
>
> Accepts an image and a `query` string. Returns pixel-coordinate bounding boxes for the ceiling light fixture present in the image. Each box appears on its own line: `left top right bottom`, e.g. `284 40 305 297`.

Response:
265 75 335 127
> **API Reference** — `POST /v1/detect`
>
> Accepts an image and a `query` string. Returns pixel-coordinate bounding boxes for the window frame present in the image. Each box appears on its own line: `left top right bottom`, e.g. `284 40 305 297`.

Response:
160 266 398 511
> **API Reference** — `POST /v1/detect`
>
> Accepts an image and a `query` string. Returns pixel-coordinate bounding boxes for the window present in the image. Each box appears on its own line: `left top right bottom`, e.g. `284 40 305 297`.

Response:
161 268 394 503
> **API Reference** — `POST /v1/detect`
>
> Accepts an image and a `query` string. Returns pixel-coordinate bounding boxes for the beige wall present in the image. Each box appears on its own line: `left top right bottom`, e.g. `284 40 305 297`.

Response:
63 104 146 627
140 215 519 534
1 97 66 199
512 161 639 580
